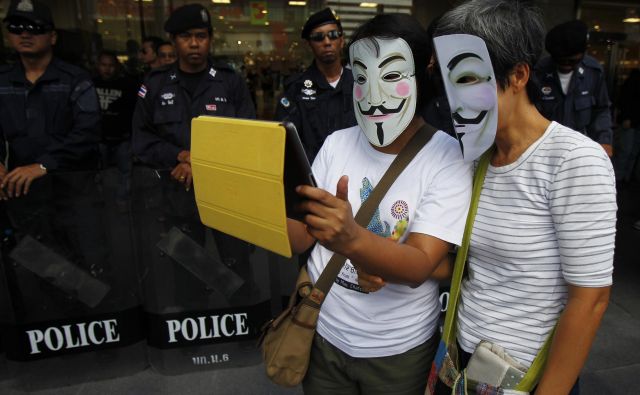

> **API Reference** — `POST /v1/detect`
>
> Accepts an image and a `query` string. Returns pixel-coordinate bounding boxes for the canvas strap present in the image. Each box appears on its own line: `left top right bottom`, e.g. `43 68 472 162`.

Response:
440 146 555 392
308 123 437 304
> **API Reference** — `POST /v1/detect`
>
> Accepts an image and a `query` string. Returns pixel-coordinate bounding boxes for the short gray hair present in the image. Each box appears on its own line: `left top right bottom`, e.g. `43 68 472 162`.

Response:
435 0 545 101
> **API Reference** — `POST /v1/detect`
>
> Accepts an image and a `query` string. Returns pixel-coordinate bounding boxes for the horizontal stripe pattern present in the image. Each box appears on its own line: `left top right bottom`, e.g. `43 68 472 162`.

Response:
457 122 616 366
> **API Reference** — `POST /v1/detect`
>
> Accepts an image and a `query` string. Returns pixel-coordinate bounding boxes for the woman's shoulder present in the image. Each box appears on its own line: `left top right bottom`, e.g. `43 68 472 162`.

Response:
420 130 466 166
545 122 610 160
541 122 613 175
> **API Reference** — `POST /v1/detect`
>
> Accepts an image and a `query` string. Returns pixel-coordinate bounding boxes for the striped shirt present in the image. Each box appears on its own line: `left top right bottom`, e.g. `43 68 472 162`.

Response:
457 121 616 367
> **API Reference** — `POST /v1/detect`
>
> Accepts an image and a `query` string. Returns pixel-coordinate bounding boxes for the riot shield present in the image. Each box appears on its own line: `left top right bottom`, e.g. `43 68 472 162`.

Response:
131 167 272 374
0 214 12 384
0 170 146 390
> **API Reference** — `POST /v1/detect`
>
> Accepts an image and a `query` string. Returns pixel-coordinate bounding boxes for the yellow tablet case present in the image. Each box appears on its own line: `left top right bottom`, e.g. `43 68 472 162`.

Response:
191 116 292 257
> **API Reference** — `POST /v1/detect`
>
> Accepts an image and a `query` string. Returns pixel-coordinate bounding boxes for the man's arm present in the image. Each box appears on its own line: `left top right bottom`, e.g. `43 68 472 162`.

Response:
37 78 101 171
296 176 451 286
539 142 617 393
3 77 100 197
535 285 609 394
287 218 316 254
588 71 613 154
231 73 256 120
131 83 182 168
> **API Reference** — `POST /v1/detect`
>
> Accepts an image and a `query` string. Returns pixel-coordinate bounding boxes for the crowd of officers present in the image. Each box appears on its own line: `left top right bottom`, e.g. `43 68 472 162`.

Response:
0 0 633 274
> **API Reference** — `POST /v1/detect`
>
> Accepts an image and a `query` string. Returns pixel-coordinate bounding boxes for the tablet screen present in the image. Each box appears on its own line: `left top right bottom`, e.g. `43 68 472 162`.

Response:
282 122 317 221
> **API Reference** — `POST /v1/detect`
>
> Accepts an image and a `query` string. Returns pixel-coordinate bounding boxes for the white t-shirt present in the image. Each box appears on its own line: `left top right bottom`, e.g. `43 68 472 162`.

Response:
558 71 574 95
307 125 473 358
457 121 616 367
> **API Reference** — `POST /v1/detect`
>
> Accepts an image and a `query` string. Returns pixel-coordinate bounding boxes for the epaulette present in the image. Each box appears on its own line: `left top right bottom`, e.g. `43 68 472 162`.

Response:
283 72 304 90
581 55 604 72
210 59 235 72
53 58 91 79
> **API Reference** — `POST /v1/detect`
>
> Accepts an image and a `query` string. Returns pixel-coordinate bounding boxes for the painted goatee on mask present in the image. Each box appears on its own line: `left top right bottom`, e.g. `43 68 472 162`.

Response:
350 37 417 147
434 34 498 161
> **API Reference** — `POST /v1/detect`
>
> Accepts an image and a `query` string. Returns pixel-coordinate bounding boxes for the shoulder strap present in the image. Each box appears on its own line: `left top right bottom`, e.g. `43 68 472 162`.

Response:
441 148 492 346
309 123 437 303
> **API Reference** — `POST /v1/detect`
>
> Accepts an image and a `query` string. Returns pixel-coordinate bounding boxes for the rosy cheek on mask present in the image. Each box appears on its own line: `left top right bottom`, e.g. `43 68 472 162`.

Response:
355 85 364 101
458 84 497 111
395 81 411 97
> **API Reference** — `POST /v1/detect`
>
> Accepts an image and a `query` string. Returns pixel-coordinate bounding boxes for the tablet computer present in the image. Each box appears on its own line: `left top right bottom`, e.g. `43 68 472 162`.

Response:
282 121 317 221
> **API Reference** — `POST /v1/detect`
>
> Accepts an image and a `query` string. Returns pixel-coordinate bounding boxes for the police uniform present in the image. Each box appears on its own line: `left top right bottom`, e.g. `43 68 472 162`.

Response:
535 54 613 145
1 0 107 315
274 7 356 163
275 63 356 163
0 58 101 171
132 60 255 167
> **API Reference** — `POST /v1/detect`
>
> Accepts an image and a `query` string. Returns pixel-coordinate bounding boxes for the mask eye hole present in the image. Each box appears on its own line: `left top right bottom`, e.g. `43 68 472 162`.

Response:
356 74 367 84
382 72 402 82
455 74 480 85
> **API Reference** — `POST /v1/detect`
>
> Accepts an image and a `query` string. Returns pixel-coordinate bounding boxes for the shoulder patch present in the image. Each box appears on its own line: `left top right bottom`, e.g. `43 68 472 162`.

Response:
138 84 147 98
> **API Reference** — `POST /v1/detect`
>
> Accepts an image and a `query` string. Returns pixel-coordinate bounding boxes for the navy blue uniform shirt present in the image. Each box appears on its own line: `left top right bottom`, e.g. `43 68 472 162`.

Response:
275 62 356 163
0 58 101 171
535 54 613 145
132 61 256 168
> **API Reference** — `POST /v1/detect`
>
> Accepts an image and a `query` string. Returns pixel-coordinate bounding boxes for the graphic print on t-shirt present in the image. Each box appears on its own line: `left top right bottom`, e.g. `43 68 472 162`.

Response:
335 177 411 292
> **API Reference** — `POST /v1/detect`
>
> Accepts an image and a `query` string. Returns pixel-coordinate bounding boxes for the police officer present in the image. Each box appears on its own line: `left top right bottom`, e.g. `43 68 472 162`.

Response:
131 3 257 306
0 0 107 311
0 0 101 197
535 20 613 156
132 3 255 187
275 8 356 162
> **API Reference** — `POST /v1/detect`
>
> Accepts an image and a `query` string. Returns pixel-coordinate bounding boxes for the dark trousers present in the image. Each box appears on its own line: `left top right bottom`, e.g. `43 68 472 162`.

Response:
303 332 439 395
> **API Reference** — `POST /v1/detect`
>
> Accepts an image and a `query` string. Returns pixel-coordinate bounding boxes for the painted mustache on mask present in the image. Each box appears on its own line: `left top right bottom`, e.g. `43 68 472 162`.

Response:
452 110 488 125
357 99 406 116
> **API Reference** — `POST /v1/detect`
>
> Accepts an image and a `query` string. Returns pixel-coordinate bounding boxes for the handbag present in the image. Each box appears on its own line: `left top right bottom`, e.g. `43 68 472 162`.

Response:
425 148 555 395
260 123 437 387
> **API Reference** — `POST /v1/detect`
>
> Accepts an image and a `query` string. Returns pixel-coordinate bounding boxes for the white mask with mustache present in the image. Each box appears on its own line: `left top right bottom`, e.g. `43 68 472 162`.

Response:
433 34 497 161
350 37 417 147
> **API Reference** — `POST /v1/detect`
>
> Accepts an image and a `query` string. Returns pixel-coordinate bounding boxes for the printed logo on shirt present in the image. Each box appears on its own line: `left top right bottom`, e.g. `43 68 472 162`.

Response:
205 104 217 111
335 178 411 293
138 85 147 98
541 86 552 95
581 90 590 96
304 79 313 88
96 87 123 110
214 97 227 103
209 68 217 78
280 97 290 108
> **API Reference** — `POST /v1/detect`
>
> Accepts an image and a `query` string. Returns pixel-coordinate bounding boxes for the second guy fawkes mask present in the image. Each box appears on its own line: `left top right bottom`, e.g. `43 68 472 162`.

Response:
433 34 497 161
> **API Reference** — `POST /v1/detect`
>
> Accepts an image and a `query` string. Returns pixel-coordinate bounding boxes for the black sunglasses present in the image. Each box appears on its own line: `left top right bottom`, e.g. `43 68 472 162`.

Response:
308 30 342 42
6 22 51 35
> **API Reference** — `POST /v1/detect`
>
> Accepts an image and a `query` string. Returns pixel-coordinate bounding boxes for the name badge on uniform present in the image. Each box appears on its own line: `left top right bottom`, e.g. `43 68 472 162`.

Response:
160 92 175 106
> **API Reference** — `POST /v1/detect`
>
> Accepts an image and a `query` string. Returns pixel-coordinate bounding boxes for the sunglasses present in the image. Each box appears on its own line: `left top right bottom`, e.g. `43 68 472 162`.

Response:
308 30 342 42
6 22 51 35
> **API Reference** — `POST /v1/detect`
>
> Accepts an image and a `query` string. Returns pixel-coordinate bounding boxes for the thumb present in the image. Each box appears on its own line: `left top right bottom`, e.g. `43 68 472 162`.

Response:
336 175 349 201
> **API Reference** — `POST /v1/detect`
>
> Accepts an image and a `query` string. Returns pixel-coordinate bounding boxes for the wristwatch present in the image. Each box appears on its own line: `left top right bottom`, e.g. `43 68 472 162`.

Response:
39 163 47 173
